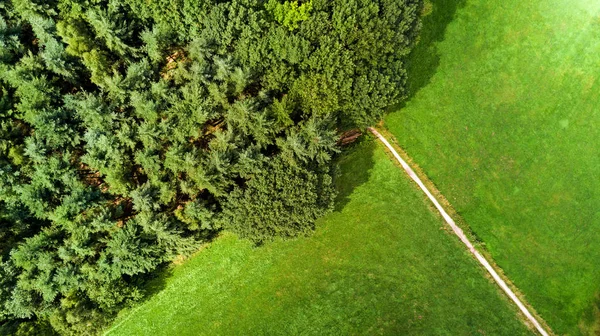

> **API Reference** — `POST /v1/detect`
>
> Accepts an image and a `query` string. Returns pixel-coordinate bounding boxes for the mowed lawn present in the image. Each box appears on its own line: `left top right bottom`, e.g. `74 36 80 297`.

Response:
386 0 600 334
105 141 531 336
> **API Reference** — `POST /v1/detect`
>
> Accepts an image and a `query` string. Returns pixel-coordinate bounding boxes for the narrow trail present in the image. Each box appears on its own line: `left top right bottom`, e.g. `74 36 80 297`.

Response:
367 127 550 336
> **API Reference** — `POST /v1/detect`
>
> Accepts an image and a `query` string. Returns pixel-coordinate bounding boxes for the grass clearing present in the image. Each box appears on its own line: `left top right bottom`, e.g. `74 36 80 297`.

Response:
385 0 600 334
106 140 531 335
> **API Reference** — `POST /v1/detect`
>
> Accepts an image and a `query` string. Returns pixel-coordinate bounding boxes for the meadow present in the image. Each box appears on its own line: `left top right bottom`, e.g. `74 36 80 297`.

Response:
105 141 531 335
386 0 600 334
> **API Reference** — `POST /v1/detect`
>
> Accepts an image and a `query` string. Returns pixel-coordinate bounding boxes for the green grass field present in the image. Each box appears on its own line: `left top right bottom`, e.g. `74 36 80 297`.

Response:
385 0 600 334
105 141 531 336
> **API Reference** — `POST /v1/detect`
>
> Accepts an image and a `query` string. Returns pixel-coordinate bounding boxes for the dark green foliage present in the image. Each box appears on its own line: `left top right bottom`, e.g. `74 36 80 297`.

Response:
0 0 421 334
222 130 337 241
0 316 57 336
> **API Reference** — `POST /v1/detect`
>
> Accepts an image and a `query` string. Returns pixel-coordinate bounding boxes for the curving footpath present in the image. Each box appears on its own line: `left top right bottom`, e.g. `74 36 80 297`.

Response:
368 127 550 336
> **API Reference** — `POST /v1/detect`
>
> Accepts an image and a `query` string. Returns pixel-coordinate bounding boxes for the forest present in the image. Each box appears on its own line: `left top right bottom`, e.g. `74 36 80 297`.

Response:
0 0 421 334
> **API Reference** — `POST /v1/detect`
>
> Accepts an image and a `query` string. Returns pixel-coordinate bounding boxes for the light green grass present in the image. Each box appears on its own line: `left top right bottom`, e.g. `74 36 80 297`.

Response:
386 0 600 334
106 140 531 335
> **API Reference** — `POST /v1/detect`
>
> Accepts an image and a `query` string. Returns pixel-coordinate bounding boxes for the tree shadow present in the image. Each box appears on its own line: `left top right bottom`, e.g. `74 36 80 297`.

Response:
134 229 221 299
333 138 377 211
389 0 467 112
579 292 600 335
138 263 175 298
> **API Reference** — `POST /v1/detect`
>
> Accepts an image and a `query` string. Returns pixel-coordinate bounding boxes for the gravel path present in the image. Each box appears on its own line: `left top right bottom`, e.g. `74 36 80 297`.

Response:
368 127 550 336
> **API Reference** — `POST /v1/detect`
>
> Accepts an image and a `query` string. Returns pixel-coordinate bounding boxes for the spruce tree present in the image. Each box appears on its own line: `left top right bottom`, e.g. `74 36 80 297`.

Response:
0 0 422 333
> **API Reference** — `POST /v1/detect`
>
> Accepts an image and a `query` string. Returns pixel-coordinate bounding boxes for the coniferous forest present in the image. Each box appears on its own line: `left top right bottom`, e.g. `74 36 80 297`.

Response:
0 0 421 334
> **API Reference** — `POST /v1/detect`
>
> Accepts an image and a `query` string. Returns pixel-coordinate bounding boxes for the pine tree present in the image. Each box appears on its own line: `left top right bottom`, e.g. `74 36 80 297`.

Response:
0 0 422 333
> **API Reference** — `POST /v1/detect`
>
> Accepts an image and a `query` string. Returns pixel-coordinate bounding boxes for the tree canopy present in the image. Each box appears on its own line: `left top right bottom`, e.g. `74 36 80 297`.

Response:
0 0 421 334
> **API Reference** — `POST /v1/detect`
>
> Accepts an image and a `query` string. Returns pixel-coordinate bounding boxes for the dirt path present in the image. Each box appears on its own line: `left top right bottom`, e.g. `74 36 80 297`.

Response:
367 127 550 336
